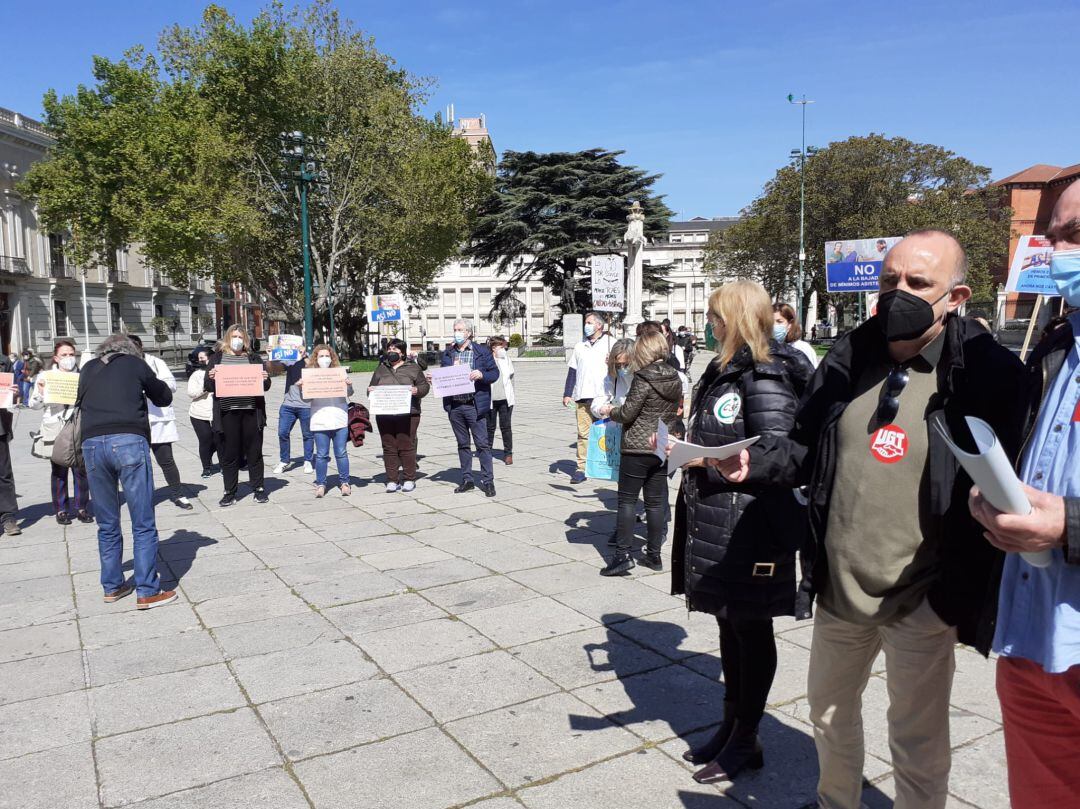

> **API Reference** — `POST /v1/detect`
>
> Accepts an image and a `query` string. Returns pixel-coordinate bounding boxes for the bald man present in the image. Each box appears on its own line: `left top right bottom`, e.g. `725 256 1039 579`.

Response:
969 180 1080 808
713 229 1026 807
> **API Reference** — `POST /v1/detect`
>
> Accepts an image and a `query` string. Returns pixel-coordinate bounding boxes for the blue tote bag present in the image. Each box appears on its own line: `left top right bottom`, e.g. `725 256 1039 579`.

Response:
585 418 622 481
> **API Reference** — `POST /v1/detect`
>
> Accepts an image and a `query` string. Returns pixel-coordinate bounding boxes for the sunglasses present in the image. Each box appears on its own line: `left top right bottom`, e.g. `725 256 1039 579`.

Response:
876 366 910 424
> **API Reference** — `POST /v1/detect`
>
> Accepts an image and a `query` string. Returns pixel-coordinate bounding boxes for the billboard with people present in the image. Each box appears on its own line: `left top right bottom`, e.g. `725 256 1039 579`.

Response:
824 236 902 293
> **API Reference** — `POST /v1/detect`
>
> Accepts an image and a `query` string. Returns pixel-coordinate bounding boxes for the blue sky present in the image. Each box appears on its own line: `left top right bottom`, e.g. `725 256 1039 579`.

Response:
5 0 1078 218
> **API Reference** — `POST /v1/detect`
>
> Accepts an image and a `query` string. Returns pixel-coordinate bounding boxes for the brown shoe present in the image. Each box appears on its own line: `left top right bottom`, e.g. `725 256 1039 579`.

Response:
505 454 514 465
136 590 178 610
103 584 134 603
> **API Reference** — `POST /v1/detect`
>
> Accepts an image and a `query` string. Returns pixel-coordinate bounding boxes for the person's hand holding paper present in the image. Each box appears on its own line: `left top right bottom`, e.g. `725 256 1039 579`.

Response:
969 483 1066 561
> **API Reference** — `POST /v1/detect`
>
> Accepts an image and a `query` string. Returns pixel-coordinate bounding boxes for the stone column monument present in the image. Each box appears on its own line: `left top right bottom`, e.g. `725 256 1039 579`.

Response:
622 200 646 335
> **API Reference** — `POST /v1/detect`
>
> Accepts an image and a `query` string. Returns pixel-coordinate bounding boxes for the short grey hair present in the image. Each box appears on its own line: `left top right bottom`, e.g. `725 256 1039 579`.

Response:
904 228 969 285
607 338 635 377
453 319 474 334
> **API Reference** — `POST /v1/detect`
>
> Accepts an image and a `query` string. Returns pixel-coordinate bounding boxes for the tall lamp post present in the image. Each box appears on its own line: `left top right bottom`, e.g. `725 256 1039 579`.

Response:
787 94 816 330
279 132 328 352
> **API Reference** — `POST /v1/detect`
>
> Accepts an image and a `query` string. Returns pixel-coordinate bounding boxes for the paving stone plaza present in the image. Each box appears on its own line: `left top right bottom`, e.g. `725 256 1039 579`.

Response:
0 358 1009 809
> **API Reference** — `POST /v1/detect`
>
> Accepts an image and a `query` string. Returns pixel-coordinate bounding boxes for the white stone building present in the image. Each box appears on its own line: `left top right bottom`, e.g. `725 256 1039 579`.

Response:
0 106 216 359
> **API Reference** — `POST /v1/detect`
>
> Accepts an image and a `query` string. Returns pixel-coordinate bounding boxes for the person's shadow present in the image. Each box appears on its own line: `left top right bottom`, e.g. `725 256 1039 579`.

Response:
157 529 218 586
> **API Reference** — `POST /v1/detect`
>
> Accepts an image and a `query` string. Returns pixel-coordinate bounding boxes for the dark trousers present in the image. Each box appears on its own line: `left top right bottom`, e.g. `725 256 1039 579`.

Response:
486 400 513 453
51 462 89 515
718 616 777 727
190 417 218 470
219 409 264 495
377 414 420 483
615 452 667 554
151 442 184 499
0 438 16 520
448 403 493 485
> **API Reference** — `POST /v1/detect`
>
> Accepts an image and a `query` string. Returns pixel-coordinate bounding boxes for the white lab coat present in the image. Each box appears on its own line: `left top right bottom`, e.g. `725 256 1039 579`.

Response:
145 353 179 444
492 354 516 407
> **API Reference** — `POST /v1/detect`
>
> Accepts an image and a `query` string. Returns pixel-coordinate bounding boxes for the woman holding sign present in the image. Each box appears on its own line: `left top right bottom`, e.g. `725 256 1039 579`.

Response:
668 280 812 785
29 339 92 525
205 326 271 507
298 345 353 497
368 338 429 492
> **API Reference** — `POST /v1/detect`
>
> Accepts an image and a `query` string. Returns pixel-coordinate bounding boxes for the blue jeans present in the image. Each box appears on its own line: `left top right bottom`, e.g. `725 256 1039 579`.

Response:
82 434 163 597
313 427 350 487
448 403 493 485
278 404 313 464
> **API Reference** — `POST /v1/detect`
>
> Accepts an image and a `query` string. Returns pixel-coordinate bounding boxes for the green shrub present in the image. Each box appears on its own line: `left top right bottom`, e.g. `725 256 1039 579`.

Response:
508 333 524 348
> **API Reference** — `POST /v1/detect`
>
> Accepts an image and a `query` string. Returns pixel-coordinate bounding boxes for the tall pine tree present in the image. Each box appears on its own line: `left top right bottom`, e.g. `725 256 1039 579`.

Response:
466 149 673 324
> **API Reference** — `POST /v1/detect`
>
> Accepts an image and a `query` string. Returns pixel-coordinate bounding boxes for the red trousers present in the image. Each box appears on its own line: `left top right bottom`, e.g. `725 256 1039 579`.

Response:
997 656 1080 809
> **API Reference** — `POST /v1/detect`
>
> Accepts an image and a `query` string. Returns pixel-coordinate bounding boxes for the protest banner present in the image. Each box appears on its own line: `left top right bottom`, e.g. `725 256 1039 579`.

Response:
824 236 902 293
301 367 348 399
1005 235 1057 295
590 254 624 312
270 348 301 363
0 373 12 408
43 370 79 405
430 365 475 397
368 385 412 416
369 294 403 322
214 364 265 398
268 333 304 351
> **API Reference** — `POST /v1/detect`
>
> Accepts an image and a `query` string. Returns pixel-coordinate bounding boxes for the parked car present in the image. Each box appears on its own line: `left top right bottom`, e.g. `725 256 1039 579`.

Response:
184 339 218 377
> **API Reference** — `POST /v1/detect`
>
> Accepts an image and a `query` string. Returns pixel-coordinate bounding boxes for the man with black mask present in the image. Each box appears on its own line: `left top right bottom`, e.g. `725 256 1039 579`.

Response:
716 229 1026 808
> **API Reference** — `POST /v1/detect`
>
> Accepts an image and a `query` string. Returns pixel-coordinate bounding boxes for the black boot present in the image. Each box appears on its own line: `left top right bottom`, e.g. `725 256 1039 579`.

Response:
692 720 764 783
600 552 635 577
682 700 736 764
639 551 663 571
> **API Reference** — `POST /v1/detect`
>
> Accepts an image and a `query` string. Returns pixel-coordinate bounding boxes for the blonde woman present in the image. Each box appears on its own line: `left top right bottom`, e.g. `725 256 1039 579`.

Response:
596 329 681 576
205 326 271 506
670 280 813 784
298 345 353 497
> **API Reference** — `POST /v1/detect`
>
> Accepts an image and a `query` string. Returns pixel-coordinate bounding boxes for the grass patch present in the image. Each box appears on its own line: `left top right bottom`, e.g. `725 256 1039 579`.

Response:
346 359 379 373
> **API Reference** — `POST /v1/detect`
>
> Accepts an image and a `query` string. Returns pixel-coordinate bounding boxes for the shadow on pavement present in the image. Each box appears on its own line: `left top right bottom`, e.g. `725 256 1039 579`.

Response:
157 529 218 585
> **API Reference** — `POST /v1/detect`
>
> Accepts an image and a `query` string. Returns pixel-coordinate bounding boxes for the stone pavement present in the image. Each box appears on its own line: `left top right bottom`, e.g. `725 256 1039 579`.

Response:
0 359 1009 809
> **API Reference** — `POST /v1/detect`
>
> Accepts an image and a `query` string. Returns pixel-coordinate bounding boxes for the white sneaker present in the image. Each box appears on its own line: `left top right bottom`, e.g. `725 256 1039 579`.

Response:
272 462 287 474
303 461 314 475
386 482 400 493
401 481 415 493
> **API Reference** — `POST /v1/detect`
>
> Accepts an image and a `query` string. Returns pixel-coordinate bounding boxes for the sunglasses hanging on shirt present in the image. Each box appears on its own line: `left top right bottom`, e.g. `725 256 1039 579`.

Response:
876 365 910 424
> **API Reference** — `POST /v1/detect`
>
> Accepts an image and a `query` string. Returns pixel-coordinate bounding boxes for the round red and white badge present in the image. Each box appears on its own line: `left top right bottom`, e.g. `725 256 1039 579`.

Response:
869 424 908 464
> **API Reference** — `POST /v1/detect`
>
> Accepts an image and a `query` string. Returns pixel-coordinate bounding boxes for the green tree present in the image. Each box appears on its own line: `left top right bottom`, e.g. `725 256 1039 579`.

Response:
704 134 1011 325
465 149 674 323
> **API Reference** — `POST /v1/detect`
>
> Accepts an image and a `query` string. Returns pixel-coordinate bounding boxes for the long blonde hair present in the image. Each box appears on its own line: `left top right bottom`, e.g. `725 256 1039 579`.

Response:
710 280 773 369
224 326 250 355
630 331 669 371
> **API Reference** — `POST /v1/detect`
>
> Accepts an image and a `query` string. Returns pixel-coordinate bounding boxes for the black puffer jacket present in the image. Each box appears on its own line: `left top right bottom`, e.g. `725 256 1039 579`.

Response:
609 360 682 454
671 341 813 619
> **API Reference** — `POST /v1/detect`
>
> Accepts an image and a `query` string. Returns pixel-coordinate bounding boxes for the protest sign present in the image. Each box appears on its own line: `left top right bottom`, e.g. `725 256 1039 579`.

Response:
368 385 412 416
430 365 475 397
591 254 624 312
1005 235 1057 295
0 373 12 408
301 367 348 399
824 236 901 292
369 294 403 322
270 348 301 363
268 333 304 351
43 371 79 405
214 364 265 398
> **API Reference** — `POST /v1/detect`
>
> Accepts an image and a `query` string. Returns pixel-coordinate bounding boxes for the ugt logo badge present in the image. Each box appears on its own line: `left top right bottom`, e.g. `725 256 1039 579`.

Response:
870 424 907 464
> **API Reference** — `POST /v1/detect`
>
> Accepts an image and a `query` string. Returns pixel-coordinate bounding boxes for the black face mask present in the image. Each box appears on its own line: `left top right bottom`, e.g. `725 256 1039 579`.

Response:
876 288 950 342
384 352 401 365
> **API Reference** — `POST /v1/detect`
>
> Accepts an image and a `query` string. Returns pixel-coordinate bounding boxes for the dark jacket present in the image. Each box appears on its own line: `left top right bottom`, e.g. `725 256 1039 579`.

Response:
743 314 1026 655
369 359 431 415
439 342 500 415
78 344 173 443
671 341 813 619
1023 317 1080 565
609 360 682 454
204 351 271 432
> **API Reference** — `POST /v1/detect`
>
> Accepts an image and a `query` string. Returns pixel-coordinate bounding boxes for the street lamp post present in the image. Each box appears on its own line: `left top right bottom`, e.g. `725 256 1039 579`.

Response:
788 94 815 330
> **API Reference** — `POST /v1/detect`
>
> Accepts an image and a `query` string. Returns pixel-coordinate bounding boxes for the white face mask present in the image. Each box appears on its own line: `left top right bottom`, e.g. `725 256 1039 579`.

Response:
229 337 244 352
58 356 77 371
317 356 332 368
495 348 507 359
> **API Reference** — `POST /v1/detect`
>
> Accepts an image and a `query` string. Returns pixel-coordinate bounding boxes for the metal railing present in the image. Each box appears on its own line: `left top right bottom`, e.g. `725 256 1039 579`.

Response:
50 263 74 279
108 269 130 284
0 255 31 275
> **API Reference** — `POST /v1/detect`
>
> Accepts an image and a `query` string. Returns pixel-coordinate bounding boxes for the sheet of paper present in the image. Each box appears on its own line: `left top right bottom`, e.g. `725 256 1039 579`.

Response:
655 418 669 461
301 367 348 399
214 364 265 398
43 370 79 405
666 435 760 476
931 414 1049 568
430 365 476 397
368 385 413 416
0 372 12 408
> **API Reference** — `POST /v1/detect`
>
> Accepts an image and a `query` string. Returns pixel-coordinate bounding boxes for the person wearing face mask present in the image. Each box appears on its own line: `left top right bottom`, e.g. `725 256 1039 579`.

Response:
186 349 218 477
29 339 93 525
967 181 1080 807
486 336 516 464
772 303 818 368
714 229 1027 809
205 326 272 506
273 348 314 476
299 345 354 497
563 311 615 483
368 338 429 492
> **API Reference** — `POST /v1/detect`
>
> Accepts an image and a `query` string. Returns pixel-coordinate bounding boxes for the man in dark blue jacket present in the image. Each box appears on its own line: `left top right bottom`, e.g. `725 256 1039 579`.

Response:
435 319 500 496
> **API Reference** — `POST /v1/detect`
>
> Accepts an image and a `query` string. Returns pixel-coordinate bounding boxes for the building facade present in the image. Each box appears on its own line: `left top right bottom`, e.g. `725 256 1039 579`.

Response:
0 106 217 358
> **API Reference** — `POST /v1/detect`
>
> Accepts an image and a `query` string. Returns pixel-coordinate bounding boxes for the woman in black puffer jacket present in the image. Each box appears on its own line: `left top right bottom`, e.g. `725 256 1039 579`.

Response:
670 279 813 785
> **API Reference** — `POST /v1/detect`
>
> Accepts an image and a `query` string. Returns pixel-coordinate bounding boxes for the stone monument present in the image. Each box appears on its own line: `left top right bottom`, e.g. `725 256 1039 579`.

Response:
622 200 646 334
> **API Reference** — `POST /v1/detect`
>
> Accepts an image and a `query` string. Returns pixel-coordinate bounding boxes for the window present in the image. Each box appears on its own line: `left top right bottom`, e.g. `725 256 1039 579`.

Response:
670 234 683 244
110 301 122 333
154 303 164 319
54 300 68 337
48 234 65 273
191 305 200 332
